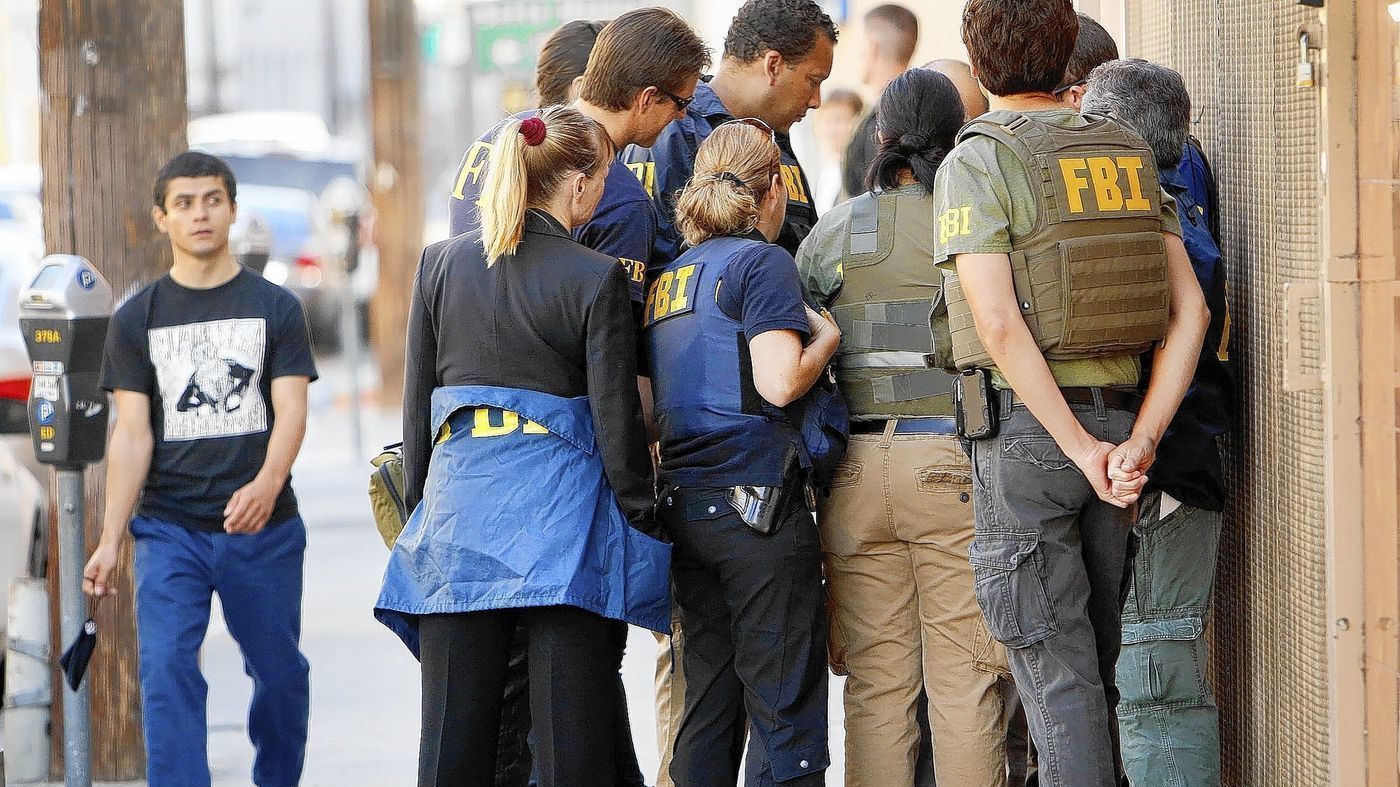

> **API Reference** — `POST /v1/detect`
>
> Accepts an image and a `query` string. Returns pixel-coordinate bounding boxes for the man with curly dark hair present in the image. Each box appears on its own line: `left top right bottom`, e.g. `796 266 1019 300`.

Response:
623 0 837 265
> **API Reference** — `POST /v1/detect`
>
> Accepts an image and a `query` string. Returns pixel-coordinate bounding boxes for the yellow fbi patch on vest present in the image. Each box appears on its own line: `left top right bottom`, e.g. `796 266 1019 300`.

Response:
642 263 701 328
1054 154 1155 216
436 407 550 443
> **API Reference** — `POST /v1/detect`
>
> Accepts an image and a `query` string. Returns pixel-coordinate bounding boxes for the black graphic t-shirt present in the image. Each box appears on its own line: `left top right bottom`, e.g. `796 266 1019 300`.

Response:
100 269 318 533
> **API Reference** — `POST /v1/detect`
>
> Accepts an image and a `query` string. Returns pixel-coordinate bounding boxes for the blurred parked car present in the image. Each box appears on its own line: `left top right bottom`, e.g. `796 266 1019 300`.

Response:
0 237 53 681
192 114 375 356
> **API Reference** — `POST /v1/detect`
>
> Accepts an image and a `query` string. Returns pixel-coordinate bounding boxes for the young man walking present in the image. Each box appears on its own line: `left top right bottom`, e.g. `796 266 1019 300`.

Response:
84 150 318 787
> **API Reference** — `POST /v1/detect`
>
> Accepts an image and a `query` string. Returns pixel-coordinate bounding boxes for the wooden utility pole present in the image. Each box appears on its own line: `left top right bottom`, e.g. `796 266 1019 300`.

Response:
37 0 188 778
368 0 424 404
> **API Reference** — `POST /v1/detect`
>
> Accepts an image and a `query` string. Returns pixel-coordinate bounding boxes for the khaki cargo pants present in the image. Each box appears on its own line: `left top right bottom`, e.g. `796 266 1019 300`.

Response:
821 426 1010 787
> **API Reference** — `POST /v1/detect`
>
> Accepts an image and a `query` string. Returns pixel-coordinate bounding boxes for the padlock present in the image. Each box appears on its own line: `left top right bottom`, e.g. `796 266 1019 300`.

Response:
1296 31 1316 88
1296 61 1315 88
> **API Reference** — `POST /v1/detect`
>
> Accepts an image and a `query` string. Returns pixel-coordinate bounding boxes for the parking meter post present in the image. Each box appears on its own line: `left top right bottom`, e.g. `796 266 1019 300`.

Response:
340 210 363 460
321 178 369 461
18 256 112 787
57 468 92 787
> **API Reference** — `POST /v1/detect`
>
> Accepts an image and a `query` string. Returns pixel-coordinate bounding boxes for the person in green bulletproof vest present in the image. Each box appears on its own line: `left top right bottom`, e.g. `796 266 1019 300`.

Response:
797 67 1013 787
931 2 1210 786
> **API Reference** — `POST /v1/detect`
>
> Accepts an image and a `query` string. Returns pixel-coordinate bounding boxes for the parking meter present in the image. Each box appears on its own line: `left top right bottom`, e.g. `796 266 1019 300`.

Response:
18 254 110 787
235 215 274 275
19 255 112 469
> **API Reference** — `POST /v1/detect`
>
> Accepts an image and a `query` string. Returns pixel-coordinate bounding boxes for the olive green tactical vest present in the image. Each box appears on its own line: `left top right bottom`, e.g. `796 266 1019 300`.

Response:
828 188 958 418
943 111 1171 370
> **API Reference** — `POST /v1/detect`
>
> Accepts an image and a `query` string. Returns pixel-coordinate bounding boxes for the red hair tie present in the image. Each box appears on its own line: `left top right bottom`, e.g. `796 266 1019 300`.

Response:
519 117 547 146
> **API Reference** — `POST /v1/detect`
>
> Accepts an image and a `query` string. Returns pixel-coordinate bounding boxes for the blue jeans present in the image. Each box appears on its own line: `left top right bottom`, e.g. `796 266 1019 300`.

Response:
132 514 310 787
1116 493 1222 787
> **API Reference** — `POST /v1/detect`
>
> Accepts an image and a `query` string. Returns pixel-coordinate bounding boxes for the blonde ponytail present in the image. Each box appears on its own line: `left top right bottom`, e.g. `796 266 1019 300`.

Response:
478 106 613 266
481 118 530 265
674 122 782 247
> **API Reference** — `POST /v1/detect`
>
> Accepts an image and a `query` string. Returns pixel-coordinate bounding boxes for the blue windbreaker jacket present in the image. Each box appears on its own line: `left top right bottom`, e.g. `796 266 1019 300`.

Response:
375 384 672 657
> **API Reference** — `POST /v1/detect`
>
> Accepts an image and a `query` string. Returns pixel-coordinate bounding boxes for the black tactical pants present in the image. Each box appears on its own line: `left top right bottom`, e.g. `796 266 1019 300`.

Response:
662 487 830 786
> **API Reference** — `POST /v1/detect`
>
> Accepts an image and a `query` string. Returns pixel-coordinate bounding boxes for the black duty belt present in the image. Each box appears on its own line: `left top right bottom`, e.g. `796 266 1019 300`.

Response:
1000 386 1141 414
850 416 958 436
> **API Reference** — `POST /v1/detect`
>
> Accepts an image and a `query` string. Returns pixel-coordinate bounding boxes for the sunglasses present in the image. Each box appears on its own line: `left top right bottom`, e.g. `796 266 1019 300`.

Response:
657 86 695 112
716 116 778 144
1053 78 1087 97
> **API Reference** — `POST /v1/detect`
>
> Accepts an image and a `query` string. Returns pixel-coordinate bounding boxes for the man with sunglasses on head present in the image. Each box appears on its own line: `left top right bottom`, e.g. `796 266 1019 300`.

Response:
623 0 836 265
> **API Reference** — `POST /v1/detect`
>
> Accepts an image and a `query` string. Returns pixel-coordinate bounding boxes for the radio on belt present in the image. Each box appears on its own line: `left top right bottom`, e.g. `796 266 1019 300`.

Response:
19 255 113 468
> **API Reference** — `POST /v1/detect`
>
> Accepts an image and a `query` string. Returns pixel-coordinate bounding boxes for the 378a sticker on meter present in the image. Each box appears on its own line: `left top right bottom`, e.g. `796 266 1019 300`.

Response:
31 375 59 402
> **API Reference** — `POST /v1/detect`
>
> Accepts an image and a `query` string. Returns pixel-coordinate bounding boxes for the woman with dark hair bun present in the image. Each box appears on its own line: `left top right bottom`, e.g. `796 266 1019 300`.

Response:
864 67 966 193
796 68 1015 787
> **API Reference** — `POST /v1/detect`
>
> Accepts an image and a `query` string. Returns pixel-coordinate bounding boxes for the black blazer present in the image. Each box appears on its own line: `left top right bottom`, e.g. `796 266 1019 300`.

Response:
403 210 655 530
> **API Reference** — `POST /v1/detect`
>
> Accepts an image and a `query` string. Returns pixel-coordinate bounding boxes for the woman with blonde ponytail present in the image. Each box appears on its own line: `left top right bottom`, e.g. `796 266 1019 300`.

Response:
641 120 842 785
377 104 669 786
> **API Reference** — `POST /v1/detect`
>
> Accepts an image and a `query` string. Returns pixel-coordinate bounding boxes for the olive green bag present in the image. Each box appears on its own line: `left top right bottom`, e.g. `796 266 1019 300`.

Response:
368 442 408 549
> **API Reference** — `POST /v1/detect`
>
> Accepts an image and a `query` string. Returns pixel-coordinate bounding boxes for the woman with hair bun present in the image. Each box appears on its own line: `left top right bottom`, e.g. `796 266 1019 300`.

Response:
643 119 841 786
795 68 1014 787
376 104 671 786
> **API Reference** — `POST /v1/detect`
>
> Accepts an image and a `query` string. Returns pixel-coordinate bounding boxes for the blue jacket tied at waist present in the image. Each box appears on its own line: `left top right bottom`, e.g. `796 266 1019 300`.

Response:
375 385 671 657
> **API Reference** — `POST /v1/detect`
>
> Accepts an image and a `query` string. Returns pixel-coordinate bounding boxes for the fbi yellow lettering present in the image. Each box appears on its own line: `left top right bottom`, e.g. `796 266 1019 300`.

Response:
937 208 972 245
469 407 547 438
669 265 695 312
451 141 494 200
644 263 701 326
1087 157 1124 211
651 272 674 318
1116 156 1152 211
1061 155 1153 214
627 162 656 198
780 164 810 204
620 258 647 284
1059 158 1090 214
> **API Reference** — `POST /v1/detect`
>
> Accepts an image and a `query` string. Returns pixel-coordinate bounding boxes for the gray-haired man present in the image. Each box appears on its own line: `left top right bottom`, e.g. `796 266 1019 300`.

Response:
1083 58 1234 787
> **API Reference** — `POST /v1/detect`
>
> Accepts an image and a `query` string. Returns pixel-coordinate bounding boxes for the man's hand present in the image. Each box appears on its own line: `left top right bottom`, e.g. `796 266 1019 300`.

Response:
223 476 281 534
83 541 121 598
1107 434 1156 507
1069 438 1133 509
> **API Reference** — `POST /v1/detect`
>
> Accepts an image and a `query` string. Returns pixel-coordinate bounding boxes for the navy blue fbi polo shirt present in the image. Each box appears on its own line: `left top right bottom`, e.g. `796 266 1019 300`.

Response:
642 232 809 488
621 79 818 265
446 110 654 303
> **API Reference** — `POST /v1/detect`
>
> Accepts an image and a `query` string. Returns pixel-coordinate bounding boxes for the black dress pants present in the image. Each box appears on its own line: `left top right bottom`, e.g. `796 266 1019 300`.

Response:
490 622 643 787
418 605 619 787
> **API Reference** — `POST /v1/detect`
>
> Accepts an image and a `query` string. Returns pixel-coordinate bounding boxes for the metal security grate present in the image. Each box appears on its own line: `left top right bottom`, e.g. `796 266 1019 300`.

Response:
1124 2 1330 785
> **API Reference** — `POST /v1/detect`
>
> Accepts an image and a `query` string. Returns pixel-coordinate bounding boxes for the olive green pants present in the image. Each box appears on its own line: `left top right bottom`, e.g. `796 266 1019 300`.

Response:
820 428 1011 787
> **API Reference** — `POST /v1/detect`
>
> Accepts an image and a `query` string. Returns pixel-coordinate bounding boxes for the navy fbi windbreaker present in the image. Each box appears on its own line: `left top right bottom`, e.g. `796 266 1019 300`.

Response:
375 384 672 657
